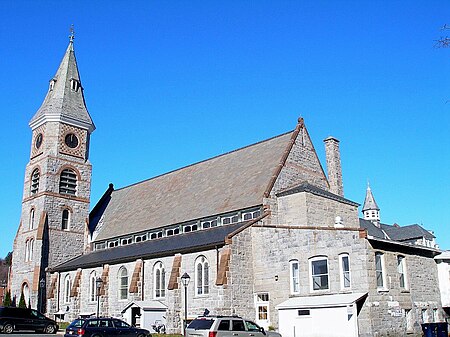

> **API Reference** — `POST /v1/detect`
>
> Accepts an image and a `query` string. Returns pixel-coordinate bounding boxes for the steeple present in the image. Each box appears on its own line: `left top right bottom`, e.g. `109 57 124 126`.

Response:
29 34 95 133
362 183 380 224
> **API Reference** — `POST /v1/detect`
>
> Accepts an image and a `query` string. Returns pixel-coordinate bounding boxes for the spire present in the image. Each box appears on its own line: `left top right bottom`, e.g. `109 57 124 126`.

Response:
362 183 380 224
362 183 379 211
29 32 95 133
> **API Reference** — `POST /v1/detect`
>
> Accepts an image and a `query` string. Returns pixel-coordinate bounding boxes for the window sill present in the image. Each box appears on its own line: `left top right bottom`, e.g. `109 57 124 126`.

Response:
377 287 389 293
400 289 410 293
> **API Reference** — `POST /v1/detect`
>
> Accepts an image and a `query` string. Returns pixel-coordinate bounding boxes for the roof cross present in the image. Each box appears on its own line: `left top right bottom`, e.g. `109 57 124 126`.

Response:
69 24 75 43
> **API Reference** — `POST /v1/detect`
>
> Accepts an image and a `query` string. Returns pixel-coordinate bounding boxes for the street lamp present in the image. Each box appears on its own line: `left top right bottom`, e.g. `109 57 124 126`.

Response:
39 278 45 313
95 277 103 318
181 272 191 336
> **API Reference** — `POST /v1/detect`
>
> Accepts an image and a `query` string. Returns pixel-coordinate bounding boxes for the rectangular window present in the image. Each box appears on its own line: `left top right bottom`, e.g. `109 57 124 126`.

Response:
311 258 329 291
375 252 385 289
405 309 413 332
290 260 300 294
298 310 310 316
397 256 407 289
258 306 268 320
422 309 428 323
340 255 351 289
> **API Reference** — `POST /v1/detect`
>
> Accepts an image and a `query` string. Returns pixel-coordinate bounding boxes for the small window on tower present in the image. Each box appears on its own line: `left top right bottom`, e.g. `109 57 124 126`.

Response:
70 78 80 92
62 209 70 230
59 169 77 195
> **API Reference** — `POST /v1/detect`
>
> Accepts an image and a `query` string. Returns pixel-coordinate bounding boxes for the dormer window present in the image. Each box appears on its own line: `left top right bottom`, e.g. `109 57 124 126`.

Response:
70 78 80 92
49 78 56 91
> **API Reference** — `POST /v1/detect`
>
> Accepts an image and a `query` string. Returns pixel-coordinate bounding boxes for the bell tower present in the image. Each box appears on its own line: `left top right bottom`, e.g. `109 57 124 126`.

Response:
10 32 95 311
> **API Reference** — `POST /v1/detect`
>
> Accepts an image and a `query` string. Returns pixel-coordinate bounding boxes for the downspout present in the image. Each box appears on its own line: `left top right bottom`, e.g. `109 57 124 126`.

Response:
57 273 61 313
141 260 145 301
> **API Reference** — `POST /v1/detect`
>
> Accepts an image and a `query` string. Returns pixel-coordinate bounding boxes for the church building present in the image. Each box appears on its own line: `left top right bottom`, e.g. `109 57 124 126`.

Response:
9 37 445 337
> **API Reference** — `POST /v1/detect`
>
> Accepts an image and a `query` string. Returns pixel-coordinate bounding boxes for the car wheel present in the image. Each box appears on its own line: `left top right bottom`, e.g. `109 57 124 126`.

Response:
44 324 57 334
3 323 14 334
137 334 146 337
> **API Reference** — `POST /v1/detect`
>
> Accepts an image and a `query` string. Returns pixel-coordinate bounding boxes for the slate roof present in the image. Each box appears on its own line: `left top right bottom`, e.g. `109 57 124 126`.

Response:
93 130 296 241
276 181 359 206
359 219 435 242
381 223 435 241
362 185 379 211
29 40 95 131
359 218 388 239
53 222 244 272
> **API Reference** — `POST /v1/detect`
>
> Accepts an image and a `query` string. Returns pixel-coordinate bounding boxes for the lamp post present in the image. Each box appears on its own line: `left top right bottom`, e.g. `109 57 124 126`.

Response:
95 277 103 318
39 278 45 313
181 272 191 336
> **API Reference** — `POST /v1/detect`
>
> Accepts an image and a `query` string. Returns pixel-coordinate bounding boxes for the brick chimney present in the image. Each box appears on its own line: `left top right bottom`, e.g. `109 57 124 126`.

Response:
324 136 344 197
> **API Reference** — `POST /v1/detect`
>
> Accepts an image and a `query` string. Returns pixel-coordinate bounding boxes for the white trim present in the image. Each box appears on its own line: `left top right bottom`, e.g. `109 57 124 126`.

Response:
309 256 329 292
339 254 351 290
289 260 300 294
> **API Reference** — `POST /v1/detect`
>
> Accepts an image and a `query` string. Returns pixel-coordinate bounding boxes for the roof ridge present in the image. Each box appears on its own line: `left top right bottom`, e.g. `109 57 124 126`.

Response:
113 129 295 192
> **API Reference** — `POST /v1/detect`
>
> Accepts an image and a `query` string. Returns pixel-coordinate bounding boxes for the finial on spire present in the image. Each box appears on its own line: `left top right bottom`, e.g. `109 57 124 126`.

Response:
69 24 75 43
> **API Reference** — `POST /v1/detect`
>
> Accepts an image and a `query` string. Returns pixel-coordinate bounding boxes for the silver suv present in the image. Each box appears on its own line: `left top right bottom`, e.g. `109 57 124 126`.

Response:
186 316 281 337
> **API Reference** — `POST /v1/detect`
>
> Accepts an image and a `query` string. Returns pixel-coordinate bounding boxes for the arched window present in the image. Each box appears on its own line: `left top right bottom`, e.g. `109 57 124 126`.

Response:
62 209 70 230
25 240 29 262
30 169 40 195
375 252 386 289
89 272 97 302
29 209 35 230
339 254 351 289
29 239 34 262
195 256 209 295
25 239 34 262
64 275 71 303
397 255 408 289
289 259 300 294
309 256 329 291
22 283 30 307
59 169 77 195
154 262 166 298
118 267 128 300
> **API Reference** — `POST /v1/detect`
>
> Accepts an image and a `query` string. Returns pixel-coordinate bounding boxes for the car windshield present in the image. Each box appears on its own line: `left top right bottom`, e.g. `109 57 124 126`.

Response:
68 319 85 328
113 319 131 328
187 318 214 330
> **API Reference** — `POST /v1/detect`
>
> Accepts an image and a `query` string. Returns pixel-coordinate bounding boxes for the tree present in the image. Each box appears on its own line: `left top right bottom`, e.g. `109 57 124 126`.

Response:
18 290 26 308
3 290 11 306
435 24 450 48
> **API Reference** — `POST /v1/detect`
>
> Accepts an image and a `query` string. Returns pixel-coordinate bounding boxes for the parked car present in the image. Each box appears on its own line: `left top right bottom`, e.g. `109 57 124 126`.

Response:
64 317 151 337
0 306 58 334
186 316 282 337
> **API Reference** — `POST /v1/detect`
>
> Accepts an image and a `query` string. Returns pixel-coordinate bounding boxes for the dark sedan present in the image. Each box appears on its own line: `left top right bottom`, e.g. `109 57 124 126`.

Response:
64 317 151 337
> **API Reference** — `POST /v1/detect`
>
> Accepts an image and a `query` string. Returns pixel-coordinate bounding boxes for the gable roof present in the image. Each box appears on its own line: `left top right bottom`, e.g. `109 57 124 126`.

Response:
92 120 316 242
52 222 244 272
381 223 435 241
359 219 435 242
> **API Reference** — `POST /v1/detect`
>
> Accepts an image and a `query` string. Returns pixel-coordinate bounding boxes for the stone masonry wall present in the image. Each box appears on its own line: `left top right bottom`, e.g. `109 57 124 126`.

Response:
276 191 359 228
55 246 234 334
251 226 367 330
361 243 443 337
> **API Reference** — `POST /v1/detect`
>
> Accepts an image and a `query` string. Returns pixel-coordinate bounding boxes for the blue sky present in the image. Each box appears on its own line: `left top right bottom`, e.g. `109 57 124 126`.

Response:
0 1 449 258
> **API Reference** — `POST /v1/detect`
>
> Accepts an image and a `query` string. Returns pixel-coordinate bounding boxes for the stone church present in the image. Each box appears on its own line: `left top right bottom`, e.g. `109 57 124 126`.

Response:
9 38 445 337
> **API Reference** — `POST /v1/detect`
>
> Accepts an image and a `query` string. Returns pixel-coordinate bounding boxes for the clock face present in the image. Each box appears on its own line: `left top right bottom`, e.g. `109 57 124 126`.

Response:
35 133 43 149
65 133 79 148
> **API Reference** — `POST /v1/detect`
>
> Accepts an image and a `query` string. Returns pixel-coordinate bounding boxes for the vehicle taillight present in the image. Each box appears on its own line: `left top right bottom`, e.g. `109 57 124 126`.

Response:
209 332 217 337
77 328 85 336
